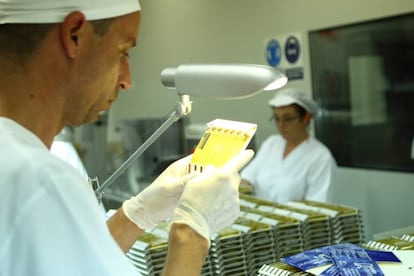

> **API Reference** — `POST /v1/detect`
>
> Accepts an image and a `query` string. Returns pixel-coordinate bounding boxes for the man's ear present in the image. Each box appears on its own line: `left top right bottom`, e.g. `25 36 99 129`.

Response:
60 11 87 59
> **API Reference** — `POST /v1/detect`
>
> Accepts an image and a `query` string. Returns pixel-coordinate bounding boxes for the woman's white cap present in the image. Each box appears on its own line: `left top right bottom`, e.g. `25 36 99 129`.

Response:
0 0 141 24
268 88 318 115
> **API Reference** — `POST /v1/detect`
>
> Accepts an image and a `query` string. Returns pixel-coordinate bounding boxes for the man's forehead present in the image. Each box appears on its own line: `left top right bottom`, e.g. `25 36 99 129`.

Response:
0 0 141 24
109 11 140 45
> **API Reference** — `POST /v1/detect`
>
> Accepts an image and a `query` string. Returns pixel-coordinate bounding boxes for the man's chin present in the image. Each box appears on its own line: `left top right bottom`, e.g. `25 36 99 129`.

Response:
87 115 101 124
89 111 108 124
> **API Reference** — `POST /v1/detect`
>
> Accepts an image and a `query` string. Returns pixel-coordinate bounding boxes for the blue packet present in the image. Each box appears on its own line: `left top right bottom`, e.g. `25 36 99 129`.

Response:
329 243 371 259
319 253 395 276
319 264 340 276
323 244 384 276
281 247 332 270
332 257 384 276
366 250 401 263
282 243 400 275
281 243 359 270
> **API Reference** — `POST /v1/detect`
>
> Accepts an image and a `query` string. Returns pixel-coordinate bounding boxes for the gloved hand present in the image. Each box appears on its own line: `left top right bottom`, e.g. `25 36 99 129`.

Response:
122 154 195 230
170 149 254 246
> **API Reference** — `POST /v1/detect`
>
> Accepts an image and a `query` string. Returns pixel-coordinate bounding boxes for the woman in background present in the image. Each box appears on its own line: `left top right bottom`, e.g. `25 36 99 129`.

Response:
240 88 337 203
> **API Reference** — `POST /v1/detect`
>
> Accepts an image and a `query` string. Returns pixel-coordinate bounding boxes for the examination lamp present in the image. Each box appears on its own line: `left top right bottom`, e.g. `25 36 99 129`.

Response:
94 64 287 200
161 64 288 99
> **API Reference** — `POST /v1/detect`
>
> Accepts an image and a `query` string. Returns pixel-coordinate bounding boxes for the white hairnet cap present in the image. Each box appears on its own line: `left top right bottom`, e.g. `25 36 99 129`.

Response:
268 88 318 115
0 0 141 24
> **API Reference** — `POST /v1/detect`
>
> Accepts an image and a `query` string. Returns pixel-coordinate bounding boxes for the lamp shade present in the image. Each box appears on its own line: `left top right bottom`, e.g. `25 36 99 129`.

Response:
160 64 287 99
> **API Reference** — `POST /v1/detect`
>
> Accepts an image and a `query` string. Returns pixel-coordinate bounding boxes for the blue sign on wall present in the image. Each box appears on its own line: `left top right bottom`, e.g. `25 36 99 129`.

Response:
264 33 304 81
284 36 300 64
266 39 281 67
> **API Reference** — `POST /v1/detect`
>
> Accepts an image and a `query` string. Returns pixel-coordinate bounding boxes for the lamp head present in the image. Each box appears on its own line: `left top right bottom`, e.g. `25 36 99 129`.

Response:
160 64 287 99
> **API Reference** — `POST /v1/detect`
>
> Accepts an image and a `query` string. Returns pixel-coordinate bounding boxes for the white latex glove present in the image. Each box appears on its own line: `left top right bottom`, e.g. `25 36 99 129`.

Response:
171 149 254 246
122 155 195 230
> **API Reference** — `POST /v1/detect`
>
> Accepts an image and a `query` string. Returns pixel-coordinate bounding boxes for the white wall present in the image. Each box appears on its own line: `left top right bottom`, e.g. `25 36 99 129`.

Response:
108 0 414 239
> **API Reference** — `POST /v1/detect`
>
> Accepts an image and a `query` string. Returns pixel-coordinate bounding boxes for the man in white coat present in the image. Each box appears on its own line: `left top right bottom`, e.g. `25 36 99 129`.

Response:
0 1 253 275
